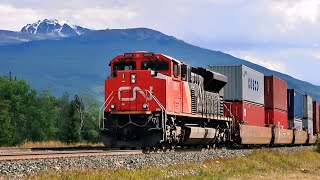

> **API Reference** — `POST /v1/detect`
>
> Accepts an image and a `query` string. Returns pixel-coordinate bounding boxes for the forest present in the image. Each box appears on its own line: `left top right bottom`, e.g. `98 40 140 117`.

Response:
0 75 100 146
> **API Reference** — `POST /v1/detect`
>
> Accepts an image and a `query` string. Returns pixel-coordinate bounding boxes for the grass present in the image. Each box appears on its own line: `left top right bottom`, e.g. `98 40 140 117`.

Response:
28 147 320 180
197 148 320 179
19 140 104 149
316 141 320 153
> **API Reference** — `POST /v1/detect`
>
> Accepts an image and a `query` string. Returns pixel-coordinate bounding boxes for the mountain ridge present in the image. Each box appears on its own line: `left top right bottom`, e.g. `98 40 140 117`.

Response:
0 27 319 102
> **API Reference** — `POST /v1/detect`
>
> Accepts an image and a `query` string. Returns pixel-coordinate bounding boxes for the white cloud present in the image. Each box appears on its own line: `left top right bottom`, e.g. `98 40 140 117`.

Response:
0 4 41 30
227 51 287 73
58 7 139 30
228 48 320 85
311 52 320 60
270 0 320 32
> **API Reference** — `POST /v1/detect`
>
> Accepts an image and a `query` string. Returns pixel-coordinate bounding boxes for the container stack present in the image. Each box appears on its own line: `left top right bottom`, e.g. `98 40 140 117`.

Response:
313 101 319 135
302 95 313 135
209 65 265 127
287 89 303 131
264 76 288 128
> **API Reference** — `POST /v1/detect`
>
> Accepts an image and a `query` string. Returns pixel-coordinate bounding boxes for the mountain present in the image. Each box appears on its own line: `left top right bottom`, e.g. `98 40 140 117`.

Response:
0 19 92 45
21 19 91 37
0 28 319 102
0 30 51 45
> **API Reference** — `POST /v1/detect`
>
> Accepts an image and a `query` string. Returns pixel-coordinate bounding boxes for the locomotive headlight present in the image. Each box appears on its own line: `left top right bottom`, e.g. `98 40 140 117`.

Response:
131 74 136 83
110 104 115 109
150 70 157 76
142 103 148 109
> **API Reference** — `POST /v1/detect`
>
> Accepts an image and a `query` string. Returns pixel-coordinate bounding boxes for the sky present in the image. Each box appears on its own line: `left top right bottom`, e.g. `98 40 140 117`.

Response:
1 0 320 85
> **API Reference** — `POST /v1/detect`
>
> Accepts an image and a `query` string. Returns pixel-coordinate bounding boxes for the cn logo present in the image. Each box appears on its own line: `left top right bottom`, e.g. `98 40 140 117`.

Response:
118 86 153 101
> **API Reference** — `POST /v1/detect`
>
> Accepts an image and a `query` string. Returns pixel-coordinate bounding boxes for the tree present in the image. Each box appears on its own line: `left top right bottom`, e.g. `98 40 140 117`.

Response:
0 77 33 144
0 76 102 145
0 100 14 146
28 89 59 141
57 92 71 141
81 95 100 142
64 101 81 143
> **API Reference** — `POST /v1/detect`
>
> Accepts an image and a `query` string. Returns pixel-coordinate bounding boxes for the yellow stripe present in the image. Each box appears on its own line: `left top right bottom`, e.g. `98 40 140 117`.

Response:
111 111 152 115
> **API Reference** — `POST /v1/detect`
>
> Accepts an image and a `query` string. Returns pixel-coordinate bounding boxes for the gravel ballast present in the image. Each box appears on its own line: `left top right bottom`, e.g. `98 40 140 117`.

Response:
0 146 313 179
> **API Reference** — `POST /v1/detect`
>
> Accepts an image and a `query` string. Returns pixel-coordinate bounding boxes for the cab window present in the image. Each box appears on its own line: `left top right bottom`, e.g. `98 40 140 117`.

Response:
113 62 136 71
181 64 191 81
173 61 180 77
141 61 169 71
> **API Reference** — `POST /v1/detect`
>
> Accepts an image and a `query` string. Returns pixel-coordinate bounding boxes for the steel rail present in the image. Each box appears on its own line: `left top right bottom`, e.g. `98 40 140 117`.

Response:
0 149 143 161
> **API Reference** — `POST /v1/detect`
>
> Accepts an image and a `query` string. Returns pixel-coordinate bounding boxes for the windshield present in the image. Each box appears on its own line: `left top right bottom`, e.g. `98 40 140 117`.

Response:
113 62 136 71
141 61 169 71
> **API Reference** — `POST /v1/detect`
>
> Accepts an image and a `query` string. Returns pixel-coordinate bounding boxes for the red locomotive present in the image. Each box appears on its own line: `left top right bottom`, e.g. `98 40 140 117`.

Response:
99 52 319 149
100 52 231 149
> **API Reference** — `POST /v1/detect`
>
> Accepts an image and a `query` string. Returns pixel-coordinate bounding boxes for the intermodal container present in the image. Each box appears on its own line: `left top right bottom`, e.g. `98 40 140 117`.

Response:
209 65 264 105
288 118 303 131
302 119 313 135
303 95 313 119
265 109 288 129
287 89 303 118
313 101 320 133
264 76 287 111
224 101 265 127
309 119 314 135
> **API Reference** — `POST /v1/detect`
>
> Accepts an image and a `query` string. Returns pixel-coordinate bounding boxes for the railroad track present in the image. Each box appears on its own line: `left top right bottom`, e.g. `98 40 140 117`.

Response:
0 149 143 161
0 144 314 161
0 146 216 161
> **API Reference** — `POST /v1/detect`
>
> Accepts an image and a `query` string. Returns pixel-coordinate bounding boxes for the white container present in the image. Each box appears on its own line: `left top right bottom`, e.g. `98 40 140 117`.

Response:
302 118 313 135
209 65 264 105
303 95 313 119
289 118 303 131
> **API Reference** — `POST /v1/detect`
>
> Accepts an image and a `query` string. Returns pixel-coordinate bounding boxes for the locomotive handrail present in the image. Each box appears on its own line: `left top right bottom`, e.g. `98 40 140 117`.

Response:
145 90 167 143
223 102 236 141
102 96 114 129
99 91 114 129
223 102 234 119
145 90 165 110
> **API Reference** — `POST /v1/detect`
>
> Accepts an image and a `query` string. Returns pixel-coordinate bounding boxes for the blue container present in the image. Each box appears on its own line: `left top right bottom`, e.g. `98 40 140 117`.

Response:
287 89 303 118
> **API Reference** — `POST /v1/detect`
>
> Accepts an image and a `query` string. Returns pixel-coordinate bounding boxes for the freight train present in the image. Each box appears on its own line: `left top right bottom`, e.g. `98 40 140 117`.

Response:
99 52 319 149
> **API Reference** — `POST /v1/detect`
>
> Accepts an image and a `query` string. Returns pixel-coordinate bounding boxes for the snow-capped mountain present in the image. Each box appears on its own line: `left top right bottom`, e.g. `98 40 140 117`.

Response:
21 19 91 37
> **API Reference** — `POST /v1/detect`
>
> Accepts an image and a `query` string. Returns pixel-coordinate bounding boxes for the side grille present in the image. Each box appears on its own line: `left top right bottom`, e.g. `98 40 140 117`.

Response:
219 97 224 116
191 89 197 114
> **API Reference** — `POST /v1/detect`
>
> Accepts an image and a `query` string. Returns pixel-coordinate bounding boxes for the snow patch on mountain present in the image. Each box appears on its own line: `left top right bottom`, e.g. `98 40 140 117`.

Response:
21 19 90 37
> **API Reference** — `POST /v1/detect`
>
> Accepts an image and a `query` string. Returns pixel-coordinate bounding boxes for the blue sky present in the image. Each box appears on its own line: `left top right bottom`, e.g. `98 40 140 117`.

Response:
1 0 320 85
